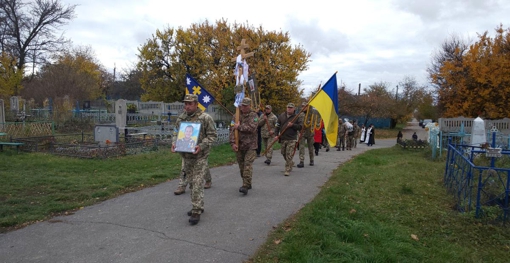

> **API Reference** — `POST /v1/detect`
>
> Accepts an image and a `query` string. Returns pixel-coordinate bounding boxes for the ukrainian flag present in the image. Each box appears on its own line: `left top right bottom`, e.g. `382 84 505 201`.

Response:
185 73 215 111
309 73 339 146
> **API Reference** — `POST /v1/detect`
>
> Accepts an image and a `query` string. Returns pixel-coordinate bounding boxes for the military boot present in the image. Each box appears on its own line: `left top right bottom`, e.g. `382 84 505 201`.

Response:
204 181 212 189
309 160 314 166
187 209 204 216
189 213 200 225
173 186 185 195
239 186 248 195
297 161 304 168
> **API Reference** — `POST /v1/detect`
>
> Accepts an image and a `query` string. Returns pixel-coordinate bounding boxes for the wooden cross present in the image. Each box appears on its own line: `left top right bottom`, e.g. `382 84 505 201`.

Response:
232 39 256 149
231 39 255 62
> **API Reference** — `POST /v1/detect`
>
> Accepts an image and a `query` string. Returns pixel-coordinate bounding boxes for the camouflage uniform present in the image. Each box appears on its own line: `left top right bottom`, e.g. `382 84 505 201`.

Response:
337 119 347 151
257 106 277 162
172 107 217 215
275 103 303 175
352 120 360 148
229 101 259 189
344 121 355 150
298 105 320 166
177 160 212 189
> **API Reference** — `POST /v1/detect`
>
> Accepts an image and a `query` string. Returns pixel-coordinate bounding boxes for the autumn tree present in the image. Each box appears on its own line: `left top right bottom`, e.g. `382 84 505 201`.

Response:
109 66 144 100
414 90 438 121
0 52 23 100
391 76 429 123
137 19 311 113
428 34 469 116
338 82 395 126
0 0 76 95
21 46 109 105
430 25 510 118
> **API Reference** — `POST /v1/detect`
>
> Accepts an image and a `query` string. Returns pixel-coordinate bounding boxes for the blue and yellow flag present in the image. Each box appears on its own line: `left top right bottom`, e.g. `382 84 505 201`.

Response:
309 73 339 146
185 73 215 111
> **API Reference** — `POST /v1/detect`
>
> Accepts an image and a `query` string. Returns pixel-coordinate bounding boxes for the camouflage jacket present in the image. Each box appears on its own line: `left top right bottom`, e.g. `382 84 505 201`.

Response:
229 111 259 151
353 124 361 137
338 122 347 136
172 109 217 159
257 112 277 138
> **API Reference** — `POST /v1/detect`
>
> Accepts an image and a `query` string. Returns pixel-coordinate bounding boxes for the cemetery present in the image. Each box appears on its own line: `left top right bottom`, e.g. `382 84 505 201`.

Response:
0 96 231 158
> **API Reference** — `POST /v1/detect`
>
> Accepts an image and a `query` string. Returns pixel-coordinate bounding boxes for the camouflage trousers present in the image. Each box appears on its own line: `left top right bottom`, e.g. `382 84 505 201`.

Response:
298 135 314 162
236 149 256 188
261 137 274 160
347 134 354 150
178 158 211 188
337 135 346 149
182 156 208 214
280 140 297 172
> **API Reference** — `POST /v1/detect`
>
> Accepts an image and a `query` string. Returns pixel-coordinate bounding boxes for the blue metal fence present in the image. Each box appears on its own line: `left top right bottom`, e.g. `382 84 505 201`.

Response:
444 135 510 225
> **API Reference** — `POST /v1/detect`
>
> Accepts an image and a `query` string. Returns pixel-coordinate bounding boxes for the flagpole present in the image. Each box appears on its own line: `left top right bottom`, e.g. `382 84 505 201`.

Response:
302 71 337 108
260 81 322 156
185 73 234 117
261 71 338 156
213 99 234 116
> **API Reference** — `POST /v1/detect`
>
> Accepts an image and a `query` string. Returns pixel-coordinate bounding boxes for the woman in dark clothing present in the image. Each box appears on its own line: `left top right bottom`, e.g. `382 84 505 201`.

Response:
367 124 375 146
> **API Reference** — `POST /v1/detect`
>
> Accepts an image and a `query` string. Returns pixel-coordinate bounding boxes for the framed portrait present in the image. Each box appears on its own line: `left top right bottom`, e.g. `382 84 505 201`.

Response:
175 122 201 153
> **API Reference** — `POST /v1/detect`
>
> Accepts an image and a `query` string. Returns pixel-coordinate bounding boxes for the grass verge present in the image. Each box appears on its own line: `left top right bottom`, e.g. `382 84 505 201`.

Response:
0 143 237 233
249 146 510 263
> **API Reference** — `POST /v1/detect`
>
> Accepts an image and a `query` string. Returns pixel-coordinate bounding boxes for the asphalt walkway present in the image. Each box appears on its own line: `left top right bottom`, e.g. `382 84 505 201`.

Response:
0 125 413 262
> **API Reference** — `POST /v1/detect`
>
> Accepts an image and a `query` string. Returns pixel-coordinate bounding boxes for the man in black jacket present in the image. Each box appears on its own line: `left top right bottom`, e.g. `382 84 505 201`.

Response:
274 103 303 176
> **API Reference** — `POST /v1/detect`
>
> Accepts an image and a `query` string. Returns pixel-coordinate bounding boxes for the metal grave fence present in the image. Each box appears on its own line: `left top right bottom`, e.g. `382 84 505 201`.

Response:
444 133 510 225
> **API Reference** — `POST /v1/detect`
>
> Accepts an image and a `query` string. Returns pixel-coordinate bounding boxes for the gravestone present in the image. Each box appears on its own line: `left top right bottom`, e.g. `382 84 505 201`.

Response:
94 124 119 146
115 99 127 129
10 96 19 112
471 117 486 146
0 99 5 127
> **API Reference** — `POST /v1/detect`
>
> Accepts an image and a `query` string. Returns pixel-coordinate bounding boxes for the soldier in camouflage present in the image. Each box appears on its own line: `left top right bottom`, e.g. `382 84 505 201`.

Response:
352 119 360 148
275 103 303 176
171 94 217 225
229 98 259 195
336 118 347 151
297 102 320 167
257 104 277 165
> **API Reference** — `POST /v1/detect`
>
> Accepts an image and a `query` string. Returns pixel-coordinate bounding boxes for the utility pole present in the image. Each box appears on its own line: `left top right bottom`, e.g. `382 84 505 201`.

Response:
395 85 399 100
358 83 361 96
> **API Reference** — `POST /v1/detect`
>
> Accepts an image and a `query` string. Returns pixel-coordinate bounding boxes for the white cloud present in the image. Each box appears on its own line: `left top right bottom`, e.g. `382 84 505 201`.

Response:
60 0 510 97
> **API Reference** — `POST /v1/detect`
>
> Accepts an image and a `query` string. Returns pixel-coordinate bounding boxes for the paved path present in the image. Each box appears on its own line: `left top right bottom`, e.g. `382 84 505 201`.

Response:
401 119 429 141
0 138 396 263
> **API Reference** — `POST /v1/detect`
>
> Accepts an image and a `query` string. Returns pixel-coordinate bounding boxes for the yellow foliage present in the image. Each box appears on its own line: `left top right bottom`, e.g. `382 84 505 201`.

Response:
432 24 510 118
137 19 311 114
0 52 24 97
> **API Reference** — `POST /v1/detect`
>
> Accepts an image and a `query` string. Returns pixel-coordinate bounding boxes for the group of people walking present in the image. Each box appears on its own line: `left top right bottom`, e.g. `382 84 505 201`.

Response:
171 94 376 225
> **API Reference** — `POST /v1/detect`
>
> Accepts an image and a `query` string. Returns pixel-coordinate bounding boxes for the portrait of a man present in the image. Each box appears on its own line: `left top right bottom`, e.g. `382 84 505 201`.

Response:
175 122 201 152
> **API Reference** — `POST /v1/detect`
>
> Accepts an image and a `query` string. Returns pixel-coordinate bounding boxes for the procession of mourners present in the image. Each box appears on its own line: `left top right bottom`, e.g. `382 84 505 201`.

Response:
172 93 378 225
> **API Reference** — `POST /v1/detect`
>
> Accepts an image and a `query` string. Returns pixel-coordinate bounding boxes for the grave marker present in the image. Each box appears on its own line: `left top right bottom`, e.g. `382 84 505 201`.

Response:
471 117 486 146
10 96 19 112
115 99 127 129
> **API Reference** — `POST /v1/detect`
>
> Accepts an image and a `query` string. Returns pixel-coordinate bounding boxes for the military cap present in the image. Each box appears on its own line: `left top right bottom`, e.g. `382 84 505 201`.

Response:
301 102 308 107
241 98 251 106
265 105 272 109
183 94 198 102
287 103 295 108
